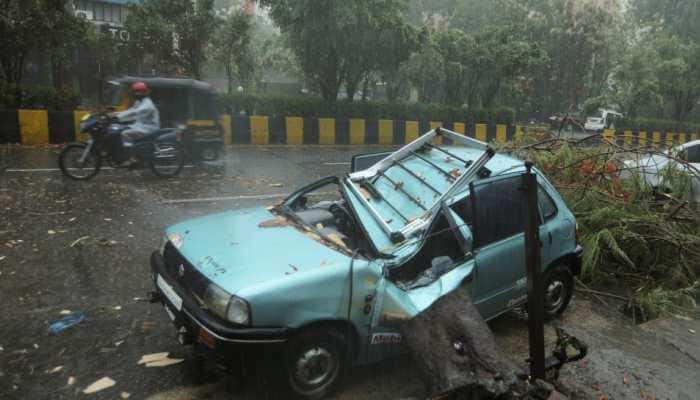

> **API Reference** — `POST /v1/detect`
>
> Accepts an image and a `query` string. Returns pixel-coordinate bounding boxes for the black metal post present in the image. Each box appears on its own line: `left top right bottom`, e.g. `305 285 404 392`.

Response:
523 161 545 380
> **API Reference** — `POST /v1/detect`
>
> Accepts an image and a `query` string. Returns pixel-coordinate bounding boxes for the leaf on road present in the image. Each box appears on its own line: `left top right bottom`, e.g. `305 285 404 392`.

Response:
137 352 169 365
83 377 115 394
70 236 90 248
144 357 184 367
47 366 63 374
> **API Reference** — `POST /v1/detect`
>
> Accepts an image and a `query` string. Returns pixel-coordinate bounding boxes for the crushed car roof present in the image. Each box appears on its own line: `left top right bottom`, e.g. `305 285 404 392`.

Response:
345 128 525 244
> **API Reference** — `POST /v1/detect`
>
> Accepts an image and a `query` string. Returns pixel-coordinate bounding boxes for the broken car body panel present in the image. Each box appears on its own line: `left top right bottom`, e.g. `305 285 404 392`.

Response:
151 128 581 367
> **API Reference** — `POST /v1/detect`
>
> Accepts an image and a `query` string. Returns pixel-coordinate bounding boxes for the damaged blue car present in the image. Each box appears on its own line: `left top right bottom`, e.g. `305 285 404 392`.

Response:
149 127 582 399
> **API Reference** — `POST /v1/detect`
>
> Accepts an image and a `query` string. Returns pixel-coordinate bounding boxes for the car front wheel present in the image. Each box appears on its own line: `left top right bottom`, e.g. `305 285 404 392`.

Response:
285 328 347 400
542 265 574 320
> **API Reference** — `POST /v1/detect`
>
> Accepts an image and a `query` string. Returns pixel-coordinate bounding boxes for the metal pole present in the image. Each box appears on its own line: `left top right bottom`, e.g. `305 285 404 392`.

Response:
523 161 545 380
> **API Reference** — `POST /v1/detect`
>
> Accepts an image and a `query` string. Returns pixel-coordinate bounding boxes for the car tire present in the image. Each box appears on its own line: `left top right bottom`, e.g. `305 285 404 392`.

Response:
284 327 347 400
542 265 574 320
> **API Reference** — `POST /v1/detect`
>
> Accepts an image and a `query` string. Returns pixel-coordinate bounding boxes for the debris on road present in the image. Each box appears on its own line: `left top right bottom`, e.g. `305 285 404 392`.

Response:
402 288 524 398
120 392 131 399
82 377 115 394
46 366 63 374
67 377 76 386
269 183 284 187
69 236 90 248
47 312 84 335
137 352 184 367
59 309 72 315
47 230 56 235
114 305 122 311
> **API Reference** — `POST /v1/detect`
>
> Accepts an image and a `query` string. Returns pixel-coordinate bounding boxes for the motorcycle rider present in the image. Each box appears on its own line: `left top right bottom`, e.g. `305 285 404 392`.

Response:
110 82 160 166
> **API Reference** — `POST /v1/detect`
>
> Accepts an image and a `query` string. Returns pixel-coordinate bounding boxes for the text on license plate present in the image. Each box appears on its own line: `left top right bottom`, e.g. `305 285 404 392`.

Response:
157 274 183 311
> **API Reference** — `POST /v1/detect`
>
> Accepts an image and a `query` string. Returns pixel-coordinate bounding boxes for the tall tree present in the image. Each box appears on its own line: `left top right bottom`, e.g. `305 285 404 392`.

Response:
125 0 217 78
211 10 251 93
260 0 413 101
0 1 89 86
654 36 700 125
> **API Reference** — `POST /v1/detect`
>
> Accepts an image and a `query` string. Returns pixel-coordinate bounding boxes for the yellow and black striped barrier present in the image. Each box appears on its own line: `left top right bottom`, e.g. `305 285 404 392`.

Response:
601 128 700 147
1 109 698 147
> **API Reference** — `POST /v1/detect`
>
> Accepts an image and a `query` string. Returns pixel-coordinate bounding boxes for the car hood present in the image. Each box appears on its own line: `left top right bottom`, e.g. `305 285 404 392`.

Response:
165 207 350 294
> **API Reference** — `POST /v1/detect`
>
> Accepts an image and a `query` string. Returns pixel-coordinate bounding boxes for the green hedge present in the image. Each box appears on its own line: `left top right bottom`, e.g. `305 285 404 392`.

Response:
220 93 516 125
620 117 700 134
0 83 81 111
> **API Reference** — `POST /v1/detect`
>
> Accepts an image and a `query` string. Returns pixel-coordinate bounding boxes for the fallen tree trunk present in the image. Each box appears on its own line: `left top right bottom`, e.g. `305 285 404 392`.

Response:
401 287 565 400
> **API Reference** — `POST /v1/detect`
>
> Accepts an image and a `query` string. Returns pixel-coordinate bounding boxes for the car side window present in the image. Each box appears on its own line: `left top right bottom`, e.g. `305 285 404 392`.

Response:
471 175 526 248
538 185 557 221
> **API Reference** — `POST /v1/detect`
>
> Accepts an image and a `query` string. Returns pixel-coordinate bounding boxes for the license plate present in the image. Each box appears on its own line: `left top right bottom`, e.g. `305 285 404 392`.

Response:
157 274 183 311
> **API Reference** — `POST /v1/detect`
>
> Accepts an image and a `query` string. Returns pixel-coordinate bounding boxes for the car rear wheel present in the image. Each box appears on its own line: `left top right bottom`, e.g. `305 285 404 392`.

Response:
542 265 574 320
285 328 346 400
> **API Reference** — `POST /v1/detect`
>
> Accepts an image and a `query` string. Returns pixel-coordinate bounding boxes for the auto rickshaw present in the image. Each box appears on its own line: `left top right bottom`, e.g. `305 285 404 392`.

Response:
103 76 223 161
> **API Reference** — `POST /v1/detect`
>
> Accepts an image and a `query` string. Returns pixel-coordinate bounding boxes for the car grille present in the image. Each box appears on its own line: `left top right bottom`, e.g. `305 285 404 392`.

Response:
162 242 210 300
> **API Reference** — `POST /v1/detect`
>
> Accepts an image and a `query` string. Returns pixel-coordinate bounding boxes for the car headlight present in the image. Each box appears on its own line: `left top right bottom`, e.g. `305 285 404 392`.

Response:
203 283 251 325
227 297 250 325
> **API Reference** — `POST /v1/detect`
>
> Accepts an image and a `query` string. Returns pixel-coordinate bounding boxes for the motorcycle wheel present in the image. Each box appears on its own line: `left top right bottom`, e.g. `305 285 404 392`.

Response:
149 141 185 178
59 143 101 180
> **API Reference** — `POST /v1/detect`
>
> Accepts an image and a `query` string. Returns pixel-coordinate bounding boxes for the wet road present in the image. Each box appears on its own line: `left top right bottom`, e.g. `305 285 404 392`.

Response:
1 145 699 400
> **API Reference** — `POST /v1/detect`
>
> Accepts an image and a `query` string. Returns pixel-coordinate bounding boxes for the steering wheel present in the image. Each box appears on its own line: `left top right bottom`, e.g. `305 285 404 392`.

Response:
329 203 351 231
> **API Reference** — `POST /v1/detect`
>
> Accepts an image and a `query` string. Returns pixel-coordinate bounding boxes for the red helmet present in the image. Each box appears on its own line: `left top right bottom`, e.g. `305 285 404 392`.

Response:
131 81 150 96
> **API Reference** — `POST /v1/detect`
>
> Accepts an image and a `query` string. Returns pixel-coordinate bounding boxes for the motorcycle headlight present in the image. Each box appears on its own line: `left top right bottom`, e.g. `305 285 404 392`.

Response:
203 283 251 325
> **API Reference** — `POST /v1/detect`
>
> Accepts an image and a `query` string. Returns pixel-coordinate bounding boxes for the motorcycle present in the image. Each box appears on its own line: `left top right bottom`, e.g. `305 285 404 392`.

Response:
58 112 186 180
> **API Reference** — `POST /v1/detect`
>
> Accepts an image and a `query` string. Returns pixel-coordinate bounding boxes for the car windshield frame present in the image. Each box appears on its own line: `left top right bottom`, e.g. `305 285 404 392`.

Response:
276 175 382 258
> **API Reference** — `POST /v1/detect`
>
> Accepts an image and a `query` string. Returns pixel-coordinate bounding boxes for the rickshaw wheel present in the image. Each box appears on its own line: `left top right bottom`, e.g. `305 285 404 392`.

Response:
200 146 220 161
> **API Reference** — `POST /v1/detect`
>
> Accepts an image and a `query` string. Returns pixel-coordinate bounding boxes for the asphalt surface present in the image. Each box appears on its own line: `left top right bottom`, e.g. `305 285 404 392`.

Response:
1 144 699 400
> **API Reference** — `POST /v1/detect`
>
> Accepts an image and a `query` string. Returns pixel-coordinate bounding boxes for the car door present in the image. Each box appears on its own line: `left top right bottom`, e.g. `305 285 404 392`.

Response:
457 173 548 317
365 208 476 363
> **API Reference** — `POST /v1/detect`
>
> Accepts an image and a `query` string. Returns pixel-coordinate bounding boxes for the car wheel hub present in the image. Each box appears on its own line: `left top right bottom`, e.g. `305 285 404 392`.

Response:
546 280 564 310
294 346 335 387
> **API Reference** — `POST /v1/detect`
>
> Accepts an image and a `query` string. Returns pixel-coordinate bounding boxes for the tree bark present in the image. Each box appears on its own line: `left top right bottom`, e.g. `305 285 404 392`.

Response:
401 287 526 399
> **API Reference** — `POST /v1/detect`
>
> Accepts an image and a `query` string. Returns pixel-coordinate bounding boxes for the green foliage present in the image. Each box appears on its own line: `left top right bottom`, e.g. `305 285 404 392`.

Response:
259 0 418 101
636 284 698 321
0 0 90 89
220 93 515 124
125 0 217 79
0 82 80 110
515 143 700 320
210 10 252 93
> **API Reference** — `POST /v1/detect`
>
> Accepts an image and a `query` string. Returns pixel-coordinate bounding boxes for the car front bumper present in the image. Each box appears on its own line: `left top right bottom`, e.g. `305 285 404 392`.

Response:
149 250 292 351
